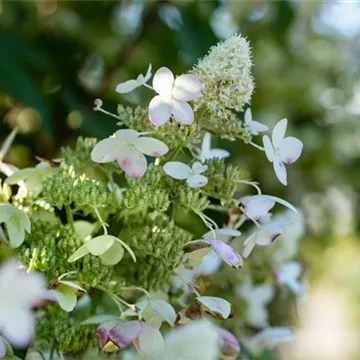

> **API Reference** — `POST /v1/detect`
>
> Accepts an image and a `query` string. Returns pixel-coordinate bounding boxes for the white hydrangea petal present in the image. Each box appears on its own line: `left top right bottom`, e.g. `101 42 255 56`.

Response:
203 228 241 240
2 309 34 347
272 118 288 148
209 240 243 269
150 300 176 327
163 161 190 180
133 137 169 157
6 217 25 248
249 120 269 135
171 99 194 125
256 223 283 246
99 241 124 265
143 63 152 83
116 79 140 94
137 324 164 354
0 337 5 358
201 133 211 154
196 296 232 319
86 235 116 256
91 137 127 163
273 160 287 186
173 74 203 102
243 234 257 258
54 286 77 312
191 162 207 174
187 174 208 188
114 129 140 144
263 195 297 213
262 135 274 162
68 244 90 263
109 320 143 348
279 137 303 164
253 284 274 304
153 67 174 96
149 95 172 126
205 149 230 160
247 304 268 328
0 204 14 224
244 108 252 124
242 195 275 221
117 147 147 178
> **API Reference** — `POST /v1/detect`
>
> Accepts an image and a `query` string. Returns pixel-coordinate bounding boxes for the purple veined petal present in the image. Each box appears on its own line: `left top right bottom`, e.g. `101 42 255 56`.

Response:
91 137 127 164
241 195 275 221
163 161 190 180
279 137 303 164
115 79 140 94
249 120 269 135
117 147 147 178
109 320 144 348
196 296 232 319
96 319 124 348
273 160 287 186
0 336 6 358
209 240 243 269
243 234 257 258
114 129 140 144
171 99 194 125
96 326 109 348
152 67 174 96
262 135 274 162
172 73 203 102
272 118 288 148
148 95 172 126
205 149 230 160
133 137 169 157
187 174 208 188
136 323 164 354
256 223 284 246
216 327 241 359
244 108 252 124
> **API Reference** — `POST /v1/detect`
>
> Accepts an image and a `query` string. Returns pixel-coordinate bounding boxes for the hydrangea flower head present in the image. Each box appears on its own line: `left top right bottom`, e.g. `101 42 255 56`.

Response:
91 129 169 178
148 67 203 126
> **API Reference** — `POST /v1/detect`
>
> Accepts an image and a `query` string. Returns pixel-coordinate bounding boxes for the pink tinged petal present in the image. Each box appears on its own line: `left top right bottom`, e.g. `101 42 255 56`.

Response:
243 234 257 258
91 138 127 163
137 323 164 354
109 320 143 348
133 137 169 157
187 174 208 188
196 296 232 319
256 224 284 246
217 328 241 358
152 67 174 96
272 118 288 148
96 326 109 348
209 240 243 269
262 135 274 162
148 95 172 126
117 148 147 178
273 160 287 186
0 337 6 358
114 129 140 144
163 161 190 180
279 137 303 164
171 99 194 125
241 195 275 221
172 74 203 101
96 319 124 348
115 80 140 94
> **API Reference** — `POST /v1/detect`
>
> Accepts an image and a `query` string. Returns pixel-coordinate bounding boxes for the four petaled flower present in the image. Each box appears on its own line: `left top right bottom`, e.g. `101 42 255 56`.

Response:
116 64 152 94
263 118 303 185
198 132 230 162
163 161 208 188
91 129 169 178
149 67 203 126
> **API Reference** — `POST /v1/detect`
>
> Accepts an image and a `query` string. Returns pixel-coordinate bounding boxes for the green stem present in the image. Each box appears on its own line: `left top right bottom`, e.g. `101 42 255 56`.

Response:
93 206 108 234
65 204 74 228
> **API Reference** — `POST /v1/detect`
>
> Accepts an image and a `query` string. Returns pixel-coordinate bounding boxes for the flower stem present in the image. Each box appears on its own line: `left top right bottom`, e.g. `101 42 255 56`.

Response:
249 141 264 151
93 207 108 235
65 204 74 228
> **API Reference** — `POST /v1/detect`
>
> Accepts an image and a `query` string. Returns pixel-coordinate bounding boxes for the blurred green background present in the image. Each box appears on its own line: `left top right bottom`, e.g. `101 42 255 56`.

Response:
1 2 360 357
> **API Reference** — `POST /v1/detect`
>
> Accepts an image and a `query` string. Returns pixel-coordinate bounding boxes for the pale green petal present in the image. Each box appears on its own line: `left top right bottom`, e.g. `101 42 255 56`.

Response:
7 216 25 248
55 285 77 312
86 235 116 256
0 203 14 224
99 242 124 265
68 244 90 262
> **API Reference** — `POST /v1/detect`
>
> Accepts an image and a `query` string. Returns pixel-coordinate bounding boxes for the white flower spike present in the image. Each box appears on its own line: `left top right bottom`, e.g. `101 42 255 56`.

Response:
163 161 208 188
244 108 268 135
0 260 46 347
263 118 303 185
91 129 169 178
199 133 230 162
148 67 203 126
116 64 152 94
276 261 305 297
237 283 274 328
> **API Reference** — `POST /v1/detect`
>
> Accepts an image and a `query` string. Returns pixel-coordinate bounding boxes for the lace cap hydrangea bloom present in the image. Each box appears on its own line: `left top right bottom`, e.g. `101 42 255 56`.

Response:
116 64 152 94
148 67 203 126
0 260 46 347
91 129 169 178
193 34 254 120
163 161 208 188
244 108 268 135
263 118 303 185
